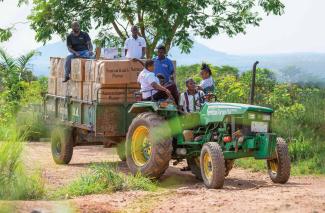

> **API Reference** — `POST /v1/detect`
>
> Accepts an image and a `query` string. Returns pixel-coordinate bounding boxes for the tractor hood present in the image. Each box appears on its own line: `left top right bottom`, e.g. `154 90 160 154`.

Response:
199 103 273 125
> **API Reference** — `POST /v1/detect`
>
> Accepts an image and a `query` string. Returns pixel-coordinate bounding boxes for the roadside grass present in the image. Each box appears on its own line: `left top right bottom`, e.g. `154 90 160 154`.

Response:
0 123 45 200
51 163 157 199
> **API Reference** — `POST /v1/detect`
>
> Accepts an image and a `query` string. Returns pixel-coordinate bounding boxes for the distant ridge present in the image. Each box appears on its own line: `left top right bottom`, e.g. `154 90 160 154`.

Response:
30 41 325 83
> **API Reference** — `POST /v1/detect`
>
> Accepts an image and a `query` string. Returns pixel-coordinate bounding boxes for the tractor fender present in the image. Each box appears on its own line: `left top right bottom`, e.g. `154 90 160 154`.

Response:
128 102 159 114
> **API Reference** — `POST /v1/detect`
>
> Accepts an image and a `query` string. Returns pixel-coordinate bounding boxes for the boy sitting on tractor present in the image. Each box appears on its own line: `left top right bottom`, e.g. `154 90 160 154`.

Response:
179 78 205 113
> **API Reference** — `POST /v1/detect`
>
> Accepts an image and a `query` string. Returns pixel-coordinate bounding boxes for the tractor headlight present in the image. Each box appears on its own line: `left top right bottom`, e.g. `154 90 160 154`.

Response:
248 113 256 120
262 114 271 121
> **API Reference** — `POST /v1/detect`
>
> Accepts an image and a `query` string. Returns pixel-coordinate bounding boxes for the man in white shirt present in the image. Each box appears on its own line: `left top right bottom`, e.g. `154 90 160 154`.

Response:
137 60 172 101
179 78 205 113
125 26 146 59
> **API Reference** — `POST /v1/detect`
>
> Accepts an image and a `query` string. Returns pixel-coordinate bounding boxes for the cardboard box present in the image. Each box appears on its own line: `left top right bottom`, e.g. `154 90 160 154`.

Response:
68 81 83 100
96 88 126 103
50 57 59 77
50 57 65 78
83 82 93 101
71 58 86 81
48 77 57 95
127 87 140 102
96 60 130 84
85 60 96 82
56 78 69 97
129 60 144 83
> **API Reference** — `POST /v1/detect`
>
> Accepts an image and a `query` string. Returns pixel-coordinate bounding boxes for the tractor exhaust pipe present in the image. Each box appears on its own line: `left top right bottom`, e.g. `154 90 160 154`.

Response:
249 61 259 105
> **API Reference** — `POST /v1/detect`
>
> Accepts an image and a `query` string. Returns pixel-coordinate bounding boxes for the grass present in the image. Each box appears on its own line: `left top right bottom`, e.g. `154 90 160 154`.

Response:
52 163 157 199
0 122 45 200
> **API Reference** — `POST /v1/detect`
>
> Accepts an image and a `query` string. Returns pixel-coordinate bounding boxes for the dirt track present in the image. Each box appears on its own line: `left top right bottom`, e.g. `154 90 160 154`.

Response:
10 142 325 212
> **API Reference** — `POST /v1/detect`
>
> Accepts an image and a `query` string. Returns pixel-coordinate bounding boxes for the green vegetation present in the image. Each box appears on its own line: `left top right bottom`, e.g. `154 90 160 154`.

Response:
177 64 325 175
52 163 157 199
0 124 45 200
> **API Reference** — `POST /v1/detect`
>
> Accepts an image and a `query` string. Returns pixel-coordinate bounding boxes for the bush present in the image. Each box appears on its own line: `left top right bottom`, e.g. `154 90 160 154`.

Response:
0 124 45 200
52 163 157 199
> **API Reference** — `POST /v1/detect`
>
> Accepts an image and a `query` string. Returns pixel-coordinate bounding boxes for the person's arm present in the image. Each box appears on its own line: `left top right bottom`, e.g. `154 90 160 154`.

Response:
85 33 93 55
132 58 144 67
151 82 172 99
124 39 128 57
141 38 146 59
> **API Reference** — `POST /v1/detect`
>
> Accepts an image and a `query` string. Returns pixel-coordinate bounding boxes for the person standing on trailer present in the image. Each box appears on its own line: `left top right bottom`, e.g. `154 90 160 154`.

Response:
63 21 94 82
125 26 146 59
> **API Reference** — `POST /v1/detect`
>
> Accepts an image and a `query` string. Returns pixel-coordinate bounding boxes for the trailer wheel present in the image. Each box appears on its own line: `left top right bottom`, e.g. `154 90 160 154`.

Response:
267 137 291 184
51 127 74 164
225 160 235 177
187 157 202 180
200 142 225 189
117 141 126 161
126 112 172 179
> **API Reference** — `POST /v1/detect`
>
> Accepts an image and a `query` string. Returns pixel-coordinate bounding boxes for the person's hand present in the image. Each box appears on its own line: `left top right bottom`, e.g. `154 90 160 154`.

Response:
165 89 173 100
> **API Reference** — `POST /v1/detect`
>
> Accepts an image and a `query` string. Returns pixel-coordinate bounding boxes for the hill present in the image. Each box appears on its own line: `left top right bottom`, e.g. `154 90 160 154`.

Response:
31 41 325 83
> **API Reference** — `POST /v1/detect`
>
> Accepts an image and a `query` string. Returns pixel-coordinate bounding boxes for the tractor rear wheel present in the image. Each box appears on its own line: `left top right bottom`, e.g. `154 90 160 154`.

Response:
200 142 225 189
187 157 202 180
126 112 172 179
267 137 291 184
51 127 74 164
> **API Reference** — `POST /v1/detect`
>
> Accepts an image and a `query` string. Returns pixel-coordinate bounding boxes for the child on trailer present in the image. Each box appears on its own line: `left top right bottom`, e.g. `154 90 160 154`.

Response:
197 63 215 94
179 78 205 113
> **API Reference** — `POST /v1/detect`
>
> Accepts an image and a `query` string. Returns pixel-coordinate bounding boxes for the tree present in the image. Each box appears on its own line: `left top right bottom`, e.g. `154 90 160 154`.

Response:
0 0 29 42
0 48 38 101
28 0 284 58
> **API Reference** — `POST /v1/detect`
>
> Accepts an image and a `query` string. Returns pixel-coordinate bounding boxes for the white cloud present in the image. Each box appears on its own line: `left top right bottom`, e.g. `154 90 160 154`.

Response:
1 0 325 56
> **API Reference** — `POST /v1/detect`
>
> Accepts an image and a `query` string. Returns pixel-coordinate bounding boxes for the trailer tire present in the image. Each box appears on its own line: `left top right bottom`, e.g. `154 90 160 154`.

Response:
51 127 74 164
267 137 291 184
126 112 172 179
117 141 126 161
187 157 202 180
200 142 225 189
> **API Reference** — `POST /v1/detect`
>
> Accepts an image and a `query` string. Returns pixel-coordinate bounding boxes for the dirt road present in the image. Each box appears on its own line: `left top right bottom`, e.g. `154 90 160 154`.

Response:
11 142 325 212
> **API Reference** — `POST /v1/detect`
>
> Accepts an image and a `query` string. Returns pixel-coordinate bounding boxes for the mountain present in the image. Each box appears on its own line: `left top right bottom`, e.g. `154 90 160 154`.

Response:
31 41 325 83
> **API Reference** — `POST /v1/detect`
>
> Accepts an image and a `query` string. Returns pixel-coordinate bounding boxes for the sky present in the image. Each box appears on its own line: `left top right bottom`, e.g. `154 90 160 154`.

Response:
0 0 325 56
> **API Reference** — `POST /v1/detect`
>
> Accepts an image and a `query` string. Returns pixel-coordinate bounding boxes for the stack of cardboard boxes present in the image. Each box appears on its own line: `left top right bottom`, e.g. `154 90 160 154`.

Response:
48 58 142 103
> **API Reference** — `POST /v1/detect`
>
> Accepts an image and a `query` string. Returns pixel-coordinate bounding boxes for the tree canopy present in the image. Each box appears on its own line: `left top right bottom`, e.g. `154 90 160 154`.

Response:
28 0 284 57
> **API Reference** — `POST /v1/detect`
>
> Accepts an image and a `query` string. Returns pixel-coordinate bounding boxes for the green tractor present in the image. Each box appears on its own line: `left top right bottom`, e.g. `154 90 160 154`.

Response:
125 63 290 189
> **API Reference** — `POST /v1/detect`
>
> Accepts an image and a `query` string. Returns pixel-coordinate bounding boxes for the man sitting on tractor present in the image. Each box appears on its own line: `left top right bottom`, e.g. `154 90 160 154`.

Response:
179 78 205 113
137 60 173 101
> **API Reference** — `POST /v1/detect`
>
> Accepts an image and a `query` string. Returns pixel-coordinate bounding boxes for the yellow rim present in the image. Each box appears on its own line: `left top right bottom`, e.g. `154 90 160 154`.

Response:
203 152 213 181
269 159 278 173
131 125 151 166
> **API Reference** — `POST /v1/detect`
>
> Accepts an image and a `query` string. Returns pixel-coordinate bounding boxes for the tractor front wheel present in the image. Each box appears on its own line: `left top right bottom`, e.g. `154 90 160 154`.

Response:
200 142 225 189
267 137 291 184
126 112 172 179
51 127 74 164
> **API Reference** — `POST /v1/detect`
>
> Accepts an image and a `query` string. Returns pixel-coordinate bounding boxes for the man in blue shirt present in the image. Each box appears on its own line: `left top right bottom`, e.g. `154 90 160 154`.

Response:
153 45 174 82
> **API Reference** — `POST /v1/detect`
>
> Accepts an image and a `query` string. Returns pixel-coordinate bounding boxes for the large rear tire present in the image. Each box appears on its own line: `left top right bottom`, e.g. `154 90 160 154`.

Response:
51 127 74 164
126 112 172 179
187 157 202 180
267 137 291 184
200 142 225 189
